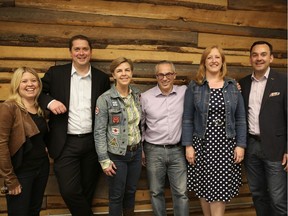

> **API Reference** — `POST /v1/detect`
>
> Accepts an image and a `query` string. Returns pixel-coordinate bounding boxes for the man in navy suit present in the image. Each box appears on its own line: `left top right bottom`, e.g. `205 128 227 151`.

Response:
39 35 110 216
239 41 287 216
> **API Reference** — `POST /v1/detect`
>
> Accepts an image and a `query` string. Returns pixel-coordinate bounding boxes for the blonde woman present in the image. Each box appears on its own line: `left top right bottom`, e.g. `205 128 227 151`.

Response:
0 67 49 216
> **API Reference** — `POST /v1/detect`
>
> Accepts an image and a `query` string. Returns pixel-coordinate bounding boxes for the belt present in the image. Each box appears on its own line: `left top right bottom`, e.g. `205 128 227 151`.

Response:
249 134 261 141
127 142 141 152
68 133 93 138
147 142 180 148
160 143 180 148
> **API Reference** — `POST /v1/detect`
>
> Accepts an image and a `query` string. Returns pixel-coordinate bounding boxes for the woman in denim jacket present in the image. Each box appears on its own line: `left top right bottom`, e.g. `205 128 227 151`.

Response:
94 57 142 216
182 45 247 216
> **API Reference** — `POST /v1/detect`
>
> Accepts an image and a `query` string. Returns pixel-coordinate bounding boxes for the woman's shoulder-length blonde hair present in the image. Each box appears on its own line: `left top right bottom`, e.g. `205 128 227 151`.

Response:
7 67 44 116
195 45 228 85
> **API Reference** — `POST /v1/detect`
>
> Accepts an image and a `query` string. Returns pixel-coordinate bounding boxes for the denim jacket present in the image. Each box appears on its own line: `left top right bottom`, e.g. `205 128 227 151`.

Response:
182 78 247 148
94 85 141 162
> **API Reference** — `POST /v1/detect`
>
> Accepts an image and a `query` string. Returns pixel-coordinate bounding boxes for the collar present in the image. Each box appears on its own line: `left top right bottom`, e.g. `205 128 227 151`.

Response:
200 77 234 86
71 64 91 78
154 85 176 96
110 84 140 98
251 67 270 81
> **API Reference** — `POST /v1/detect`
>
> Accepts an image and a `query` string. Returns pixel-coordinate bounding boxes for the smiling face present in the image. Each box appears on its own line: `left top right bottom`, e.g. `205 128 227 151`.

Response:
156 63 176 95
250 43 273 75
18 72 40 101
112 62 133 88
205 47 223 75
70 39 92 68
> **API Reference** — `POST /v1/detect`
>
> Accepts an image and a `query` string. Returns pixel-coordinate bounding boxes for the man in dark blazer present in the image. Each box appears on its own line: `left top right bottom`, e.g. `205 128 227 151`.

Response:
39 35 110 216
239 41 287 216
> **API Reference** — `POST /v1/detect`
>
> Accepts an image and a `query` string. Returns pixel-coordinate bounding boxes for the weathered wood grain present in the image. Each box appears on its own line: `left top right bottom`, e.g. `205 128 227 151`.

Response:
228 0 287 13
198 33 287 53
0 21 198 47
0 60 55 72
0 46 194 65
0 45 199 63
0 7 286 40
0 0 14 7
15 0 287 29
103 0 228 10
0 83 9 101
1 45 286 67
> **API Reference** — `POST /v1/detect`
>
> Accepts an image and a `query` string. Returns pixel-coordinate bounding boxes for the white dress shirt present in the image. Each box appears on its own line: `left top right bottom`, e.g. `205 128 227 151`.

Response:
67 65 92 134
248 68 270 135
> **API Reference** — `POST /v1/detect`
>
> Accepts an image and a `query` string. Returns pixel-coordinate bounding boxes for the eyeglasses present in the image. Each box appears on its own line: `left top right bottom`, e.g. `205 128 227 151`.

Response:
156 72 175 80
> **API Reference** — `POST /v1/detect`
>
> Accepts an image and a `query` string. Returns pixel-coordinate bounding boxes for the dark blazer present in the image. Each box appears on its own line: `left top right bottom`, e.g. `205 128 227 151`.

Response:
39 63 110 159
239 70 287 161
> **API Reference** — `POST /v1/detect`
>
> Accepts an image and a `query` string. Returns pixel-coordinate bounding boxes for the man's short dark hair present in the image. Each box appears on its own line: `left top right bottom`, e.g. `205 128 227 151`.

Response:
250 41 273 55
69 35 92 51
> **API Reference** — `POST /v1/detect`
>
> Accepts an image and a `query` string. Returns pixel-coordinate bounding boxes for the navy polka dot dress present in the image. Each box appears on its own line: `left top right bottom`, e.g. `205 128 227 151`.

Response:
187 88 242 202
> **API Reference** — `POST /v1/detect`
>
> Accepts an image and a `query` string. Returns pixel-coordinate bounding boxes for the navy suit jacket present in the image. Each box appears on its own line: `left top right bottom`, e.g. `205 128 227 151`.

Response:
39 63 110 159
239 70 287 161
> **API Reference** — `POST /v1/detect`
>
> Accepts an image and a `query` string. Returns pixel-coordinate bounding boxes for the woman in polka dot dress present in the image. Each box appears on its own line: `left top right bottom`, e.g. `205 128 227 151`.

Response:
181 45 247 216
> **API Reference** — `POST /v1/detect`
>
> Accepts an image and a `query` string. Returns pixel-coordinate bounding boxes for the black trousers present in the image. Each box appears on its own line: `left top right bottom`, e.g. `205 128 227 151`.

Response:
6 156 50 216
54 134 102 216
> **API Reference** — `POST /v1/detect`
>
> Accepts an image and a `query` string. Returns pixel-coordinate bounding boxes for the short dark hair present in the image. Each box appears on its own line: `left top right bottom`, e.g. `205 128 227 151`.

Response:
69 35 92 51
250 41 273 55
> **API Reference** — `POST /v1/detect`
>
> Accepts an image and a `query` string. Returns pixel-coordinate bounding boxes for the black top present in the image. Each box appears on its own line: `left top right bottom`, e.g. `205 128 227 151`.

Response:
20 113 48 171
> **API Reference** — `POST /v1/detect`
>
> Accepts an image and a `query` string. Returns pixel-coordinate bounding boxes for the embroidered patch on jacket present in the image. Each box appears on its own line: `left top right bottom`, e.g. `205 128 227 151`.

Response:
109 138 118 146
112 127 120 135
112 101 118 107
112 115 120 124
95 107 100 115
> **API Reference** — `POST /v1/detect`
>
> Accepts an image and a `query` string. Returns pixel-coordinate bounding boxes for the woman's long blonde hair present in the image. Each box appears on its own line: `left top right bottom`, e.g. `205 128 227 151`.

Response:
7 67 44 116
195 45 228 84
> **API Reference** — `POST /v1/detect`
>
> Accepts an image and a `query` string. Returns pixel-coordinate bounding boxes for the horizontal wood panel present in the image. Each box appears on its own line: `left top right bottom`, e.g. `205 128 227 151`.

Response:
0 46 286 67
0 84 10 101
0 46 199 63
0 21 198 47
105 0 228 10
15 0 287 29
198 33 287 52
228 0 287 13
0 60 55 72
0 8 286 41
0 0 14 6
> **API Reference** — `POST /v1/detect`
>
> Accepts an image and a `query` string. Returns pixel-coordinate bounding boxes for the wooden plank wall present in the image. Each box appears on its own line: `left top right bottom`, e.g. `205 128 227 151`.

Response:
0 0 287 215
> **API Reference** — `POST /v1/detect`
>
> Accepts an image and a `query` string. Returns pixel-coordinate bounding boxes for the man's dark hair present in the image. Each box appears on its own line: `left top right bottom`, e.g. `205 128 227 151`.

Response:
250 41 273 55
69 35 92 51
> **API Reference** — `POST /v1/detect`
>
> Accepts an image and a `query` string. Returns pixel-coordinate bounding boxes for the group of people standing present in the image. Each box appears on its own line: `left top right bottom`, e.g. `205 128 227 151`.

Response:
0 34 286 216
